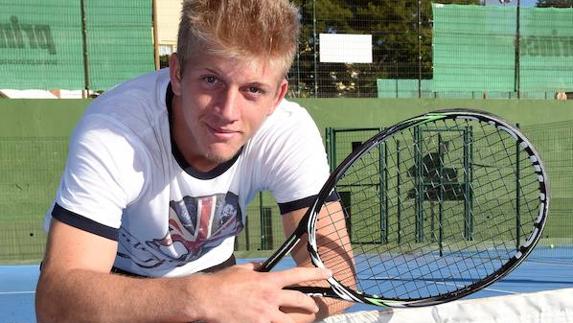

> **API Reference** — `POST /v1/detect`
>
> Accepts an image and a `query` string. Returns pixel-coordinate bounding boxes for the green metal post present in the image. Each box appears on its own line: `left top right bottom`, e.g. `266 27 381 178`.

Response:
463 126 474 241
260 205 273 250
80 0 90 95
379 142 388 243
438 134 444 256
415 126 424 243
515 123 521 249
339 191 352 242
396 140 402 244
325 127 336 172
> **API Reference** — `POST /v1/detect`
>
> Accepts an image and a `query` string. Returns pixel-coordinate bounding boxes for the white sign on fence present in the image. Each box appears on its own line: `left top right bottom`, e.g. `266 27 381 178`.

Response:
319 33 372 64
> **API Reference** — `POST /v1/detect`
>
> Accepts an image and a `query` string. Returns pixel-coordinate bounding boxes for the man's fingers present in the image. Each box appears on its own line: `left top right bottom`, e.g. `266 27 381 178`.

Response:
277 289 320 314
273 266 332 288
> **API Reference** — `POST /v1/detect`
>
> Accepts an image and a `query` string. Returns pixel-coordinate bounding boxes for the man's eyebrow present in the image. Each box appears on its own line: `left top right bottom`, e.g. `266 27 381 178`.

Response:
201 67 220 75
197 67 275 89
246 81 271 88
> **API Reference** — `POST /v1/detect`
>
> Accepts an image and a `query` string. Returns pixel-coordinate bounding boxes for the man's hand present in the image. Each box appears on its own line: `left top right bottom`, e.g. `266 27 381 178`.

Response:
36 219 334 323
190 262 332 323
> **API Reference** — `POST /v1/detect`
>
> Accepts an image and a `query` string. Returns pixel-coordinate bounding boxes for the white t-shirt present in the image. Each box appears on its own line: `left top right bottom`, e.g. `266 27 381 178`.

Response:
45 69 330 277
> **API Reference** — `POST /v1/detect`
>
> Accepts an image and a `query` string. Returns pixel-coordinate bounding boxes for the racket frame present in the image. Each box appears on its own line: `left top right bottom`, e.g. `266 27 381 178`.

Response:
260 109 550 308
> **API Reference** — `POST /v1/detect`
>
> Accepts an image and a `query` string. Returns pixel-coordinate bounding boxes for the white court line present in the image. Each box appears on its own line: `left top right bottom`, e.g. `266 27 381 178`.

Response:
367 277 519 296
527 261 573 268
433 280 518 295
0 291 35 295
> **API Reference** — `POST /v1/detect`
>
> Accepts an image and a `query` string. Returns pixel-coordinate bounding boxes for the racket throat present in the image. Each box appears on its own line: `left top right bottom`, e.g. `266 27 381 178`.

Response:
259 233 302 271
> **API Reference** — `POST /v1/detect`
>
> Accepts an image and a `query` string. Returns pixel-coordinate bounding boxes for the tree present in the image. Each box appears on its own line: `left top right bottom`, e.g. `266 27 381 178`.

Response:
288 0 480 98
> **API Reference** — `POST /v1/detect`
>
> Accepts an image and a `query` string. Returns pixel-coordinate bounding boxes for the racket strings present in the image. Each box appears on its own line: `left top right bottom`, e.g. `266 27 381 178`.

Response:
470 128 540 241
314 117 544 300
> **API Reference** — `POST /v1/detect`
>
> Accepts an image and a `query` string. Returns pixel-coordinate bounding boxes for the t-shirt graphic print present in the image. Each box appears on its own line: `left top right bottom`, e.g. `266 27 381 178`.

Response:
117 192 242 271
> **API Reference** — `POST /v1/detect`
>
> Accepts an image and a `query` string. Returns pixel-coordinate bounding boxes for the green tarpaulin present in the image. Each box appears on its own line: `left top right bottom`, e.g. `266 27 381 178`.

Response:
432 4 573 93
0 0 154 90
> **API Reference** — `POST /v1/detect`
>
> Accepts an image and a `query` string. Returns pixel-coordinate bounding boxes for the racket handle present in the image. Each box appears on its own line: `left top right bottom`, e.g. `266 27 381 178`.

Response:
285 286 339 298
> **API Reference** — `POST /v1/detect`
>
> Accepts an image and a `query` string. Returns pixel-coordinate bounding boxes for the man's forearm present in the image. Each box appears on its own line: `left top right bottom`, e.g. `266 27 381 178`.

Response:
281 204 355 321
36 268 205 323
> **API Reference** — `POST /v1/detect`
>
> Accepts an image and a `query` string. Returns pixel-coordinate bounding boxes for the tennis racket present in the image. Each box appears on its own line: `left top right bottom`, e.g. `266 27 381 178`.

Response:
260 109 549 308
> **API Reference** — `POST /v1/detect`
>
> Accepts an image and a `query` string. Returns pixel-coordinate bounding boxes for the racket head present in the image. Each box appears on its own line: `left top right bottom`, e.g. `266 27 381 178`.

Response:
305 109 549 307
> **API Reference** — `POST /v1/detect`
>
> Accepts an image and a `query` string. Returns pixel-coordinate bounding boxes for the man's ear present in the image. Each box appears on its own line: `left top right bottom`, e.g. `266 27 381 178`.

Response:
269 78 289 115
169 53 182 96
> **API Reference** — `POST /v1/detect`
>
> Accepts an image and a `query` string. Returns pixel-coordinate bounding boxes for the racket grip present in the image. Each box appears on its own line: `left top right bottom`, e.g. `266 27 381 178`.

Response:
285 286 338 298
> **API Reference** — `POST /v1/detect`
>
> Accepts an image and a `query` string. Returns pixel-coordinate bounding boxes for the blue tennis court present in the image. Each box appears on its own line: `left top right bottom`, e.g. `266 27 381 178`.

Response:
2 247 572 323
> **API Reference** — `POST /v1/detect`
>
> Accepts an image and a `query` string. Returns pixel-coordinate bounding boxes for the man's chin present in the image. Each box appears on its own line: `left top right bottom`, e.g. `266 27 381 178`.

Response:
205 146 242 164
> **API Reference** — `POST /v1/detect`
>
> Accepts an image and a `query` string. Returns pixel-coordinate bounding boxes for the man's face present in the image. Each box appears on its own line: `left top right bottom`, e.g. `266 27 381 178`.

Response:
169 53 288 171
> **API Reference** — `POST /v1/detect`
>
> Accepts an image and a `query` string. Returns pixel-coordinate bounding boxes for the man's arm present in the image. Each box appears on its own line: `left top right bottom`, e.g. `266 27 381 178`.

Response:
281 202 355 322
36 218 332 323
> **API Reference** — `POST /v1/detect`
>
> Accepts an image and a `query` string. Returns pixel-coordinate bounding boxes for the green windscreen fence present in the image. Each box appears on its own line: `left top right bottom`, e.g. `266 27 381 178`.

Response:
85 0 155 90
520 7 573 92
0 0 154 91
1 1 84 89
432 4 573 96
1 100 572 263
377 79 434 98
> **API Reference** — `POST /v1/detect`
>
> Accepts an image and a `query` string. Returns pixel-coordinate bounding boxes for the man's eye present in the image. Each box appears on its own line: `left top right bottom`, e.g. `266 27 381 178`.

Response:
248 86 264 94
203 76 218 85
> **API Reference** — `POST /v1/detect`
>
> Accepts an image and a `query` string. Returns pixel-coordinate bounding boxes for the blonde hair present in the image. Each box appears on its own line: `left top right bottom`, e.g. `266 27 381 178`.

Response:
177 0 300 76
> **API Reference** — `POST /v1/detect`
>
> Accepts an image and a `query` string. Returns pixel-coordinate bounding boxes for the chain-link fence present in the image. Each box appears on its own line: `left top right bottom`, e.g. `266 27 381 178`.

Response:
2 1 571 98
288 0 437 98
287 1 573 99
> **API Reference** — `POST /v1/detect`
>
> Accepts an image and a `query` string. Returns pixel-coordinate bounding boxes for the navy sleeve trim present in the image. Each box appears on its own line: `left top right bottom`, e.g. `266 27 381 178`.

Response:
51 203 119 241
278 192 338 214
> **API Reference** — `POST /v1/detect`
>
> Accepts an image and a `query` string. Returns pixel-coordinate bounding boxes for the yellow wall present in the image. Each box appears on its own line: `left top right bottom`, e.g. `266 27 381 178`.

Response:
156 0 181 51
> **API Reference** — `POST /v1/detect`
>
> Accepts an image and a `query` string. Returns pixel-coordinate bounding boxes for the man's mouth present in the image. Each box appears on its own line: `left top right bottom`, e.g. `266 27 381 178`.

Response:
206 124 240 141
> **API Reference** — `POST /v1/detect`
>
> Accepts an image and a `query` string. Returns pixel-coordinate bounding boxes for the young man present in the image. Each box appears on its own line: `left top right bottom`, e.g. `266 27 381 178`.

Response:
35 0 352 322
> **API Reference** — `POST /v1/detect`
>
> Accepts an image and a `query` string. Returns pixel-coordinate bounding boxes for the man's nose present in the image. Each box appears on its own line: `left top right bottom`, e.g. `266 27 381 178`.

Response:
216 89 240 122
